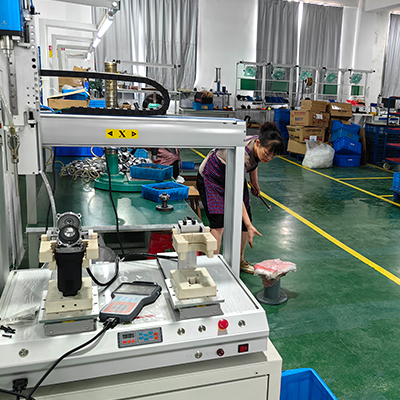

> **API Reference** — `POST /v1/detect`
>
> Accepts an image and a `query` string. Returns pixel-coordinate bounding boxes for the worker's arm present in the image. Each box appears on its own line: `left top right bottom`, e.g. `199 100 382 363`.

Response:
242 202 262 248
249 168 260 197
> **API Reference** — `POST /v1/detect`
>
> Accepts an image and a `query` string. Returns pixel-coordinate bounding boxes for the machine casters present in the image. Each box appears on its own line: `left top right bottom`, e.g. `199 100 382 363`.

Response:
156 192 174 212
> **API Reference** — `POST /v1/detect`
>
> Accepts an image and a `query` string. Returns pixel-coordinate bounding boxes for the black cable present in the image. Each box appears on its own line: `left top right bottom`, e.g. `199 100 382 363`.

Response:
87 256 119 290
45 147 57 233
104 148 125 257
25 318 119 400
121 253 178 262
0 388 33 399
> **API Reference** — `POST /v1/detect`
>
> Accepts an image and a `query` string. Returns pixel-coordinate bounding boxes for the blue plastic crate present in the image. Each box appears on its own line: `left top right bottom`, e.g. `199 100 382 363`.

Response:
330 120 361 142
275 120 289 138
193 102 214 110
134 148 148 158
334 154 361 167
281 369 337 400
274 108 290 124
56 147 103 157
89 99 106 108
181 161 195 170
142 182 189 202
365 129 400 164
391 172 400 191
61 89 88 100
333 137 361 155
130 163 173 181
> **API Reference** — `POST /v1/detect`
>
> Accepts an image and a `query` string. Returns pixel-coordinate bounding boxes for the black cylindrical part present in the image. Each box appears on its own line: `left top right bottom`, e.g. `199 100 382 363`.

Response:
55 250 85 296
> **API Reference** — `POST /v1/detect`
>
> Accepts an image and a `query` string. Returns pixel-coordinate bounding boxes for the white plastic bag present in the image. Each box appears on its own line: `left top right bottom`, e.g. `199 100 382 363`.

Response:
302 140 335 169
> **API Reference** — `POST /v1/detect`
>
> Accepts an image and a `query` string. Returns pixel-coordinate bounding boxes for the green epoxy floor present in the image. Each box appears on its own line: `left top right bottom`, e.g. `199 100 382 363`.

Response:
237 156 400 400
159 148 400 399
18 149 400 399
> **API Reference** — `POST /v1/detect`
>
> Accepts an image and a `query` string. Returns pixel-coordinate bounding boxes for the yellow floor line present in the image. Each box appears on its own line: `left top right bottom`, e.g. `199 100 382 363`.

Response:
190 148 206 159
338 177 392 180
259 189 400 286
190 149 400 285
367 163 394 173
380 195 394 198
279 156 400 207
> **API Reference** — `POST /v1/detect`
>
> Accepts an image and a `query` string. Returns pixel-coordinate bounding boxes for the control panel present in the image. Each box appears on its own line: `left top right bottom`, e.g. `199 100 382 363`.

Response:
118 327 163 348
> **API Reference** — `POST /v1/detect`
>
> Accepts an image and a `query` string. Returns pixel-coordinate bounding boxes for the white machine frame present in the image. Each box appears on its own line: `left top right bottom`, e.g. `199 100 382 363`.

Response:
38 113 247 276
0 5 282 399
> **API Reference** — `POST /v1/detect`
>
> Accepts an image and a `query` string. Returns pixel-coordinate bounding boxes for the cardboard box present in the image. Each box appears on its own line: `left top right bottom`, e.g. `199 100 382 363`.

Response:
290 110 330 128
58 66 89 91
48 98 89 110
327 102 353 118
301 100 328 112
287 139 306 155
287 126 325 143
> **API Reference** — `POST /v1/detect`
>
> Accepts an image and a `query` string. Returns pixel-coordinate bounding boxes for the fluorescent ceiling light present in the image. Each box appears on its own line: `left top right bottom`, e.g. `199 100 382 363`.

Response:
97 15 113 38
92 37 101 48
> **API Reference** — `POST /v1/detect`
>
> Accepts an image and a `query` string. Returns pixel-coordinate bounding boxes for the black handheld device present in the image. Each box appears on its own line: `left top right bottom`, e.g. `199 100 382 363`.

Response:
99 281 162 323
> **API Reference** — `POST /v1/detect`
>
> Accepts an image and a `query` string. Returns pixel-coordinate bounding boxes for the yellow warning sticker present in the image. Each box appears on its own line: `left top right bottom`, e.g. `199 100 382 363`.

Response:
106 129 139 139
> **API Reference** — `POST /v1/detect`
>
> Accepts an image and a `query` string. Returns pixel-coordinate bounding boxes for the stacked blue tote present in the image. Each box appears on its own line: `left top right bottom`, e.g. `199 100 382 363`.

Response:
273 108 290 138
330 120 362 167
391 172 400 200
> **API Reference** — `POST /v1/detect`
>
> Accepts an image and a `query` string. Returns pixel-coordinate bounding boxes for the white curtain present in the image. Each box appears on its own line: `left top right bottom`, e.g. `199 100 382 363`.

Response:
299 3 343 68
382 14 400 98
256 0 299 64
94 0 198 90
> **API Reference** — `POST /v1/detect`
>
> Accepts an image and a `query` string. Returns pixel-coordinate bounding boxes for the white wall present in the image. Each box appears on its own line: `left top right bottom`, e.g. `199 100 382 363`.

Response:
342 4 391 104
195 0 390 107
195 0 257 94
34 0 94 69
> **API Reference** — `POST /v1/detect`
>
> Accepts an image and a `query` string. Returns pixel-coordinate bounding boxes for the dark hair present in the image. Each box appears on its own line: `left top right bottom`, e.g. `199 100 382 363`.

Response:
258 122 284 155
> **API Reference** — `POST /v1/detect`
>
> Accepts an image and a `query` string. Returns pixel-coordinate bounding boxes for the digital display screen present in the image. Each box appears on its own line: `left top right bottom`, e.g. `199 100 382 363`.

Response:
116 283 157 296
122 333 135 339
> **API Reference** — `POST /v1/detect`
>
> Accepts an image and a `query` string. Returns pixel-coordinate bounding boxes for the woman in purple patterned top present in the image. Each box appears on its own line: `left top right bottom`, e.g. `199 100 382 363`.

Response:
197 122 284 274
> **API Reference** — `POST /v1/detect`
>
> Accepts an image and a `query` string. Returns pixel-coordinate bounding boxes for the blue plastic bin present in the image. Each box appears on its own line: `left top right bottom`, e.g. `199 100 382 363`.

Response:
274 108 290 124
365 124 400 164
89 99 106 108
56 147 103 157
130 163 173 181
181 161 195 170
330 120 361 142
275 120 289 137
391 172 400 193
193 102 213 110
333 137 361 155
334 154 361 167
280 368 338 400
61 89 88 100
141 182 189 202
134 149 148 159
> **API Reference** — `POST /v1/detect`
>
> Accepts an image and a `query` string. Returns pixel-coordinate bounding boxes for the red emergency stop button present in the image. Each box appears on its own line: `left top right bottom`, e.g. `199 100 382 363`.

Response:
218 319 229 331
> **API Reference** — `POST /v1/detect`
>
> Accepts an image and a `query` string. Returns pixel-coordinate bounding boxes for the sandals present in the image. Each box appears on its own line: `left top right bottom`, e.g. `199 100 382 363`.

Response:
240 260 254 274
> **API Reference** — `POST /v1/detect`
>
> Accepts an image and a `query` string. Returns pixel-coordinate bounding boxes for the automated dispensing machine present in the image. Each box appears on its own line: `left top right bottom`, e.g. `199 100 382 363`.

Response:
0 1 282 398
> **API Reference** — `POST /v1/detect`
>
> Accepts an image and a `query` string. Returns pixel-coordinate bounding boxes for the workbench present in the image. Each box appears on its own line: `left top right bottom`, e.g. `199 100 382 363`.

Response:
0 257 282 400
26 173 200 267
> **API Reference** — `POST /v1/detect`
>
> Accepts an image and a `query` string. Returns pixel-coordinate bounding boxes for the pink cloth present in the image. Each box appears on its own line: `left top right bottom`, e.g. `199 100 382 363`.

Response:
155 148 180 166
254 259 296 279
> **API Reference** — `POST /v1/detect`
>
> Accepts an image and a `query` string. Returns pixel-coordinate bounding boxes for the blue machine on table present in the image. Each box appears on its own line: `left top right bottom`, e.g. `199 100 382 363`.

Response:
0 0 24 35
